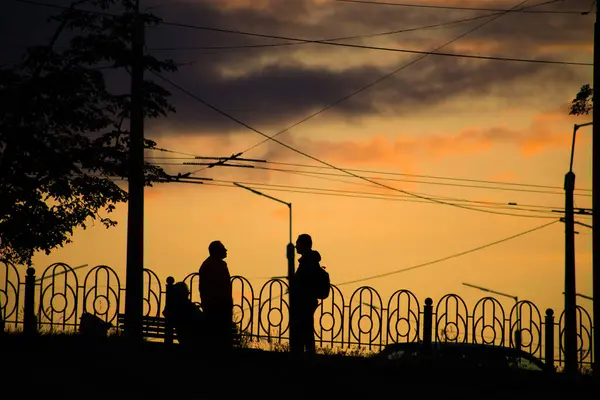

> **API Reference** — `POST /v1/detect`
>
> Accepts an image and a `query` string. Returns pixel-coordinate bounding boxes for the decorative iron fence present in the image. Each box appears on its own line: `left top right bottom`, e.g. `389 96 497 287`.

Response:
0 261 594 370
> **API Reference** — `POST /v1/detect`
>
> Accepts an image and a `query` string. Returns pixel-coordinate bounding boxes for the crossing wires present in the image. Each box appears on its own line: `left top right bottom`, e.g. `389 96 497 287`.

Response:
171 0 587 179
333 0 586 14
150 1 586 219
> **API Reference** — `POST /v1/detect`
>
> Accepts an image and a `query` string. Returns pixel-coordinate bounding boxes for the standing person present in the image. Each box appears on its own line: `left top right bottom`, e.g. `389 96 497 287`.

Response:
199 240 233 351
290 233 322 354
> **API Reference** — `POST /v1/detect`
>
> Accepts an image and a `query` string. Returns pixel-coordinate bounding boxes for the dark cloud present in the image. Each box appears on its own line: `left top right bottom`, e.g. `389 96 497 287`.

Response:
2 0 593 140
143 0 593 136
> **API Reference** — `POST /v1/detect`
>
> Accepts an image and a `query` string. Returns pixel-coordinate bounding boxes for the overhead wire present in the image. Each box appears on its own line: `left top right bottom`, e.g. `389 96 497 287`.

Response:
149 1 590 219
234 219 561 309
148 158 593 217
149 158 587 213
160 161 592 197
176 0 586 178
11 0 580 15
133 172 563 218
107 173 564 218
10 0 589 219
333 0 586 14
156 14 590 66
334 219 561 286
196 179 561 216
148 1 565 52
9 0 588 67
147 152 593 192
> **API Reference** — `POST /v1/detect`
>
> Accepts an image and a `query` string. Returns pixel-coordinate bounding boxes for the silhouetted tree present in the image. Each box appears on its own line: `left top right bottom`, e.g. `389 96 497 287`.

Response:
0 0 177 266
570 84 593 116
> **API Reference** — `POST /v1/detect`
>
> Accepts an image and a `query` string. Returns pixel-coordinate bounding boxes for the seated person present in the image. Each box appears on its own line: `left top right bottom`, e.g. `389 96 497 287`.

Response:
162 282 205 346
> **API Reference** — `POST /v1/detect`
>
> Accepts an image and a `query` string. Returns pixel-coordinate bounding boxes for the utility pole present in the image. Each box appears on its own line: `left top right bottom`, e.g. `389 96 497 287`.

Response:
593 2 600 376
564 122 593 374
124 0 145 341
564 166 577 374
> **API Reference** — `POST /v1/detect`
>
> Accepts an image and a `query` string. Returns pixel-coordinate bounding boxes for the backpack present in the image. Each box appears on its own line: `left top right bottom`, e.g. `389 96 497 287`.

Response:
313 265 331 300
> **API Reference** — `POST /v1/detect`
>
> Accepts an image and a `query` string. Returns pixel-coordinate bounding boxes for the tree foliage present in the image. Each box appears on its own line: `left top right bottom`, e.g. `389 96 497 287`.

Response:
0 0 177 265
569 84 593 116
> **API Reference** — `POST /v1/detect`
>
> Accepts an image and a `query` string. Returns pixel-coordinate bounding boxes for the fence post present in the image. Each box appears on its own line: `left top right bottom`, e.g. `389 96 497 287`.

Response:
544 308 555 372
164 276 174 345
423 297 433 346
514 329 522 350
24 267 37 336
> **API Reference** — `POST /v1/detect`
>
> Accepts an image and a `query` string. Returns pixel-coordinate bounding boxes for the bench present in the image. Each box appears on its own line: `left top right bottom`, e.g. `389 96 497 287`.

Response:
116 314 176 343
116 313 241 346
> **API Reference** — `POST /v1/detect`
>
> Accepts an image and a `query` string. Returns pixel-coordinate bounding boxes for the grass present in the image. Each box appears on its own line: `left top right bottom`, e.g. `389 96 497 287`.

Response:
2 325 595 377
2 329 596 400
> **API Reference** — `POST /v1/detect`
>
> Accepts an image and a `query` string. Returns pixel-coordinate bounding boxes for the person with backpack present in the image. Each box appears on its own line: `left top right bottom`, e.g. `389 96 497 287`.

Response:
290 233 330 354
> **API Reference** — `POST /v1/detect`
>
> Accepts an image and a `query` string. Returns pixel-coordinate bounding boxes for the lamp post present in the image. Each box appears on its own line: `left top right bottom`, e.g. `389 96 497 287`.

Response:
564 122 593 373
233 182 297 350
462 282 521 348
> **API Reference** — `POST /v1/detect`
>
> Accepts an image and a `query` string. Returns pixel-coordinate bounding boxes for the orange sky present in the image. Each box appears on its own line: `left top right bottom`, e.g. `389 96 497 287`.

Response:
2 0 595 342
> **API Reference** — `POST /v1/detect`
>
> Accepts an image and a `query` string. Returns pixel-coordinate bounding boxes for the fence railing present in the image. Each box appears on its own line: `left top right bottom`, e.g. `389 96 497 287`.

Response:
0 261 594 370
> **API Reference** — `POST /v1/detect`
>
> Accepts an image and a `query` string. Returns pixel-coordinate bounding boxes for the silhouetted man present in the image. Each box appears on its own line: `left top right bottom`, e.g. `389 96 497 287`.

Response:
290 233 321 354
199 240 233 351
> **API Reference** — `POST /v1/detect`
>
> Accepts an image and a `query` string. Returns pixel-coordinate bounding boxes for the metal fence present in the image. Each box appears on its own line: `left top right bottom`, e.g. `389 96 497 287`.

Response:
0 261 594 369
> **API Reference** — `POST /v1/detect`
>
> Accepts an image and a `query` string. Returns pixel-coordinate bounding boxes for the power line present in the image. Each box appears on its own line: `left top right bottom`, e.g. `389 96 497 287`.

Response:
13 0 586 66
151 147 202 158
148 2 563 52
147 152 593 192
197 179 561 216
149 13 490 51
13 0 582 219
9 0 574 49
335 219 561 286
183 0 586 176
146 162 588 215
111 174 562 218
237 218 561 307
167 161 592 197
151 2 581 221
157 16 589 67
333 0 586 14
560 218 594 229
146 176 560 218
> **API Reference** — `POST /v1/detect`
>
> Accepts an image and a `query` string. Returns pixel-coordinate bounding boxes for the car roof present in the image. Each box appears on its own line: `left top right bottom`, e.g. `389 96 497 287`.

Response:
382 342 544 364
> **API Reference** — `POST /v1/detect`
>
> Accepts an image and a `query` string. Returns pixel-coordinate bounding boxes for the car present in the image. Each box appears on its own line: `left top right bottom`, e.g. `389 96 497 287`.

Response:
374 342 548 372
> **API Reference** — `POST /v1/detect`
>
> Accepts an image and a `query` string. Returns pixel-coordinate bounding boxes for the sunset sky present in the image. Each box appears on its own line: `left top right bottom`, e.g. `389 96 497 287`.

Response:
2 0 596 330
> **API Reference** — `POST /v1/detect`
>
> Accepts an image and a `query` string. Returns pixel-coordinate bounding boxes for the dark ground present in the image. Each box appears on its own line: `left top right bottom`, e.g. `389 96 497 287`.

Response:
1 334 596 399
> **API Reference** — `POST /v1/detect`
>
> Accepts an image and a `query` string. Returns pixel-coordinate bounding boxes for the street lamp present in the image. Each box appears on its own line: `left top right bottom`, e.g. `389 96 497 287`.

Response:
462 282 521 348
234 182 292 244
564 121 592 373
233 182 297 349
